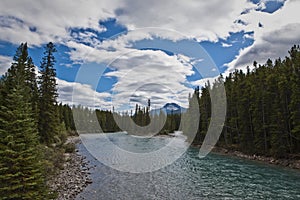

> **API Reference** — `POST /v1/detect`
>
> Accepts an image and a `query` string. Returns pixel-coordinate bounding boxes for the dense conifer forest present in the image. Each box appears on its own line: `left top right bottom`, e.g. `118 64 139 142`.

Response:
186 45 300 158
0 43 299 198
68 45 300 159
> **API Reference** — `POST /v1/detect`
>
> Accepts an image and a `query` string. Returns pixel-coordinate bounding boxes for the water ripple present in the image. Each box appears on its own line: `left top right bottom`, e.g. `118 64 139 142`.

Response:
76 133 300 200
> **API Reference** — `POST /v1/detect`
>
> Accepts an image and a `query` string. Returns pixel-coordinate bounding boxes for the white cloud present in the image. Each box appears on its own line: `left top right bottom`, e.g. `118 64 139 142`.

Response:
1 0 299 111
115 0 256 42
57 78 112 110
0 0 259 46
221 42 233 48
226 0 300 71
104 50 195 110
0 0 119 46
0 55 12 75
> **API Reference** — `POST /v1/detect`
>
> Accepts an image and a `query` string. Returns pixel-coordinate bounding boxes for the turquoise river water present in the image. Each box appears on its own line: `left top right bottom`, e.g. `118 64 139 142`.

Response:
75 132 300 200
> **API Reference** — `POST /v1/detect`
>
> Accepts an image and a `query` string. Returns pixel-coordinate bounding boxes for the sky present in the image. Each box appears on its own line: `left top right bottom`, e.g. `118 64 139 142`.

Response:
0 0 299 111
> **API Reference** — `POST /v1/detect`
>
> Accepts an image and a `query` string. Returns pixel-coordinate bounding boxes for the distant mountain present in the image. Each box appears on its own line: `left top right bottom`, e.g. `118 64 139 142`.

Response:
150 103 187 115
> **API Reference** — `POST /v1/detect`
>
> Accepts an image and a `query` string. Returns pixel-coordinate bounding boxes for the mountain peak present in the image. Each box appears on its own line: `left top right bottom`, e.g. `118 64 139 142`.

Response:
151 103 186 115
163 103 181 111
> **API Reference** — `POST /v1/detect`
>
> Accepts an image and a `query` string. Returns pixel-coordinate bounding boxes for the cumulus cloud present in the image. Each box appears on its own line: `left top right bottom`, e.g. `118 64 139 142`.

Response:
114 0 256 42
1 0 299 111
0 0 259 46
0 0 119 46
57 78 112 110
105 50 195 110
226 0 300 71
67 28 184 64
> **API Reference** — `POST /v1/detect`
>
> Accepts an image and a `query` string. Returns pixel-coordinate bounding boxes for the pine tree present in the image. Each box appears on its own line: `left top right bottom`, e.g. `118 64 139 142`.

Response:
0 87 49 199
199 84 211 140
0 43 50 199
1 43 39 118
288 46 300 153
38 42 60 145
182 87 201 143
25 57 39 121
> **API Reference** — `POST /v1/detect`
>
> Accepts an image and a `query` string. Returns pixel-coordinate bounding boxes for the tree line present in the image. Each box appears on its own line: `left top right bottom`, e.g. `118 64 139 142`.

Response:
0 42 182 198
1 42 299 198
67 45 300 159
0 42 75 199
185 45 300 158
72 103 181 136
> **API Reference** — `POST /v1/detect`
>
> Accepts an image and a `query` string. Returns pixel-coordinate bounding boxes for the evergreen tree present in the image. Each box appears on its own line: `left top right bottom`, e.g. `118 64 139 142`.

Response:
0 87 49 199
199 84 211 140
182 87 201 143
0 43 50 199
25 57 39 121
38 42 60 145
1 43 39 120
288 45 300 153
188 45 300 157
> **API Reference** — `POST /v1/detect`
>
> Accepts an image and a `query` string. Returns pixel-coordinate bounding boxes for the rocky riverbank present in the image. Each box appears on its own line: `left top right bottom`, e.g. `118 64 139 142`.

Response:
48 137 94 200
212 146 300 170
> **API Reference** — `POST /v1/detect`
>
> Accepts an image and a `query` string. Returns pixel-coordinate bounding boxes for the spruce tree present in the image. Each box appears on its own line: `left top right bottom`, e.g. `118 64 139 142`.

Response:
0 87 49 199
0 43 50 199
182 87 201 142
38 42 60 145
289 46 300 153
1 43 38 112
25 57 39 121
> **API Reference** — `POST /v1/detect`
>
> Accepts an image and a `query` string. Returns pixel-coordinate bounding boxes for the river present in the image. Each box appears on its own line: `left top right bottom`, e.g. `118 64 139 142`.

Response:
76 132 300 200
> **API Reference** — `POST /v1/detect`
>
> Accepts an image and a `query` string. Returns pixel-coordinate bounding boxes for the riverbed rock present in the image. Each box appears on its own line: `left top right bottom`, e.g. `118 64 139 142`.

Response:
48 138 92 200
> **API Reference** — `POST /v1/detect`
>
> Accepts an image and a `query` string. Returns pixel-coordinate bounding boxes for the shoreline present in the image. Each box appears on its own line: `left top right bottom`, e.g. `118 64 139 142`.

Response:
72 133 300 172
131 132 300 171
48 137 93 200
48 133 300 199
192 144 300 170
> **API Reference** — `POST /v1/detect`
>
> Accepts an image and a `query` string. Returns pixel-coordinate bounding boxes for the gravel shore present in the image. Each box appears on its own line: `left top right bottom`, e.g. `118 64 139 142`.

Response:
211 146 300 170
48 137 93 200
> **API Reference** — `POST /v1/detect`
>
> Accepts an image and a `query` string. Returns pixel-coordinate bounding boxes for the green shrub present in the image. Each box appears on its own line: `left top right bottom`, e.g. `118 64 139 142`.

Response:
64 142 76 153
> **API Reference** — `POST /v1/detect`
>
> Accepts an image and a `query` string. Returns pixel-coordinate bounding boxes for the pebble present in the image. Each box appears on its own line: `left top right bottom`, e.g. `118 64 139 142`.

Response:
48 139 93 200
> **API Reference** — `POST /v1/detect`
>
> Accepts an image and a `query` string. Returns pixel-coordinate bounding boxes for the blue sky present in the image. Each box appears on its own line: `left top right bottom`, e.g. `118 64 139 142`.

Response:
0 0 299 111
